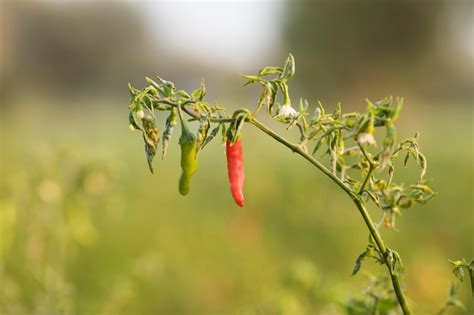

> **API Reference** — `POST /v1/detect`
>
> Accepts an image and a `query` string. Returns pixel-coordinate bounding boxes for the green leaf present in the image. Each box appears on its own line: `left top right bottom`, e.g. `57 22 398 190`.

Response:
333 102 341 119
418 152 427 180
199 80 206 100
310 107 322 124
317 100 326 116
176 90 191 99
311 138 323 155
383 120 396 150
128 82 140 97
259 66 283 76
240 74 259 85
145 76 160 89
452 266 464 281
145 76 166 96
403 152 410 166
368 234 376 246
192 80 206 101
393 249 403 268
192 89 202 100
299 98 309 113
388 97 403 121
141 94 153 111
280 53 295 80
155 76 175 97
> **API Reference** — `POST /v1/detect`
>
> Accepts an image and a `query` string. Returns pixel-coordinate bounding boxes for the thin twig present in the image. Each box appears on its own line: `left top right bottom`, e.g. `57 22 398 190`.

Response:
357 142 377 195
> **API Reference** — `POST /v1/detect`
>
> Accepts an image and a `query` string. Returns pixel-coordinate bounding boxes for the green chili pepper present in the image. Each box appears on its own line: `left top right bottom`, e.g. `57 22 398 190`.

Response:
177 105 198 195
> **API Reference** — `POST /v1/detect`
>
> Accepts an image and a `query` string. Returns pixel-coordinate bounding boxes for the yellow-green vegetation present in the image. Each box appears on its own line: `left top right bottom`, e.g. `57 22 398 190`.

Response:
0 98 472 314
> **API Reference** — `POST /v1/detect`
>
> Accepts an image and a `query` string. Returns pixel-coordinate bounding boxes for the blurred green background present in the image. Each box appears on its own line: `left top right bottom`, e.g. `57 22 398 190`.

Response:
0 1 473 314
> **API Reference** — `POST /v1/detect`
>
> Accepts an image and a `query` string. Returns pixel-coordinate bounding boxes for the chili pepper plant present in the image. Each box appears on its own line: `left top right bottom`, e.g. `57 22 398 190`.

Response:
127 54 440 314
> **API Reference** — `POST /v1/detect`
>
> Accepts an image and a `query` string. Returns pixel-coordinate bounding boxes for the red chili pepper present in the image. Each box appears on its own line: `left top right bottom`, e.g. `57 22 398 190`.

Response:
226 139 245 207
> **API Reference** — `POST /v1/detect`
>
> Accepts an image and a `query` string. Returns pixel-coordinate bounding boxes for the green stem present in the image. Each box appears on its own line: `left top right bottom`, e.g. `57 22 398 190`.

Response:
250 118 411 315
371 296 379 315
153 100 412 315
469 266 474 297
357 142 376 194
359 164 375 195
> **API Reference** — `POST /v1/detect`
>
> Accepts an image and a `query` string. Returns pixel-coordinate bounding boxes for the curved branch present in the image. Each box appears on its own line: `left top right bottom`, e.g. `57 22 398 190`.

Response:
249 117 411 315
153 99 412 315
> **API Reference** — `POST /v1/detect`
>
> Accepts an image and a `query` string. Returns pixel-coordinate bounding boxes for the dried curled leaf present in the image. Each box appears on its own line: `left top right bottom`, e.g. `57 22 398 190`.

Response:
352 251 367 276
201 123 221 149
162 108 177 159
142 115 160 173
196 118 211 152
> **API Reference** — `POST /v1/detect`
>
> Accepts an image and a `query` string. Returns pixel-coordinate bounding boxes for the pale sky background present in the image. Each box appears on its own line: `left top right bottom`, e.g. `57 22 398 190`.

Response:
39 0 287 69
35 0 473 68
139 0 286 69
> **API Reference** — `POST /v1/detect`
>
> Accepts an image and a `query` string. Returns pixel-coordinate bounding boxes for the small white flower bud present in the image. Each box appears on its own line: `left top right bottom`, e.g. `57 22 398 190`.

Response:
278 104 299 119
358 133 376 146
136 110 145 119
129 124 136 131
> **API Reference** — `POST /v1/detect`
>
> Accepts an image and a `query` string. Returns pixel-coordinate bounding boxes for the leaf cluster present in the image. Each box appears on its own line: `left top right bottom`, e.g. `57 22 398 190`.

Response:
126 53 439 315
449 258 473 282
127 54 435 228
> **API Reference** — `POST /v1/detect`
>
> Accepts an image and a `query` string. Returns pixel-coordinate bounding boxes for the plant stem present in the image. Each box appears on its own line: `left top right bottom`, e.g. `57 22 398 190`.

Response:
371 296 379 315
154 102 412 315
359 164 375 195
469 265 474 297
250 118 411 315
357 142 376 195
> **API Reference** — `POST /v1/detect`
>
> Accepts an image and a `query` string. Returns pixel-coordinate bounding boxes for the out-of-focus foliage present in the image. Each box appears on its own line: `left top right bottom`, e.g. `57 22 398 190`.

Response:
0 101 472 314
284 0 474 104
0 0 472 314
345 273 398 315
1 0 152 101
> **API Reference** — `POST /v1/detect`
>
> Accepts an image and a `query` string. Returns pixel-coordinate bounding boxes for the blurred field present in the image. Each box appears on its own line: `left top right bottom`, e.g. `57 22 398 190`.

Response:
1 0 473 314
0 96 472 314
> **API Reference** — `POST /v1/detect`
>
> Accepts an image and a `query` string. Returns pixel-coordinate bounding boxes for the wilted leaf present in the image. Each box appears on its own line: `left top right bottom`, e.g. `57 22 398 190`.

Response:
142 115 160 173
161 109 177 159
196 119 211 151
280 53 295 80
201 123 221 149
352 251 367 276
